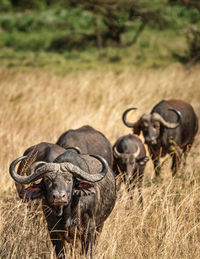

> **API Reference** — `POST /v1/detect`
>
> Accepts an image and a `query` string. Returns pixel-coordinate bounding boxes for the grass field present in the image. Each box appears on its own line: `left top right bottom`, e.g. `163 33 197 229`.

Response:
0 65 200 258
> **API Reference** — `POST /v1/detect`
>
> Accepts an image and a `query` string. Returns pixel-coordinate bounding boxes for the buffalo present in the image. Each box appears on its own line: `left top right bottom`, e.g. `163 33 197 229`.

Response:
56 125 113 168
9 150 116 258
122 99 199 177
113 134 149 205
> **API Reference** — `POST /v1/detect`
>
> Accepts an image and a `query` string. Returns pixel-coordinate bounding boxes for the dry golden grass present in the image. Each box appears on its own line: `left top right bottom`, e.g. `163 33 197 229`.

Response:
0 65 200 259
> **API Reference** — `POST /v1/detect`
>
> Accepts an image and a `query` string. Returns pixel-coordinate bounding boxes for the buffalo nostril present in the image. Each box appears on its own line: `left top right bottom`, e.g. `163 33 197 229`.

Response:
52 193 66 200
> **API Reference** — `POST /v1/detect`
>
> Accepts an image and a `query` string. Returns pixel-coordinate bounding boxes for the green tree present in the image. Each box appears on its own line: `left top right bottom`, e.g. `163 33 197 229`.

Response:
64 0 169 48
169 0 200 63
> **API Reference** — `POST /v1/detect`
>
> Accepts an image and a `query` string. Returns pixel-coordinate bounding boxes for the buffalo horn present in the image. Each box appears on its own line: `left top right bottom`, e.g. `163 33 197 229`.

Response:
133 145 140 158
9 156 48 184
152 109 181 129
113 145 140 159
10 155 109 184
61 154 109 182
113 146 124 158
122 107 138 128
65 146 81 154
169 108 182 122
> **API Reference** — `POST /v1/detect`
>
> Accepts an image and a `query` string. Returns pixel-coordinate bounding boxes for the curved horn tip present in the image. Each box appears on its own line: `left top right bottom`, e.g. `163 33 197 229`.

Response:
63 154 109 183
113 146 119 157
122 107 138 128
90 154 109 173
113 146 125 159
9 156 48 184
168 108 182 121
9 155 28 173
133 145 140 158
9 155 28 183
90 154 108 166
123 107 137 113
65 146 81 154
74 146 81 154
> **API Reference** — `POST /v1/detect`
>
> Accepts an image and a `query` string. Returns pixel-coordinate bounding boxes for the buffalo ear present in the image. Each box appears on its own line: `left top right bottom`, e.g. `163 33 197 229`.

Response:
137 156 149 166
20 184 44 200
133 125 141 135
76 182 94 190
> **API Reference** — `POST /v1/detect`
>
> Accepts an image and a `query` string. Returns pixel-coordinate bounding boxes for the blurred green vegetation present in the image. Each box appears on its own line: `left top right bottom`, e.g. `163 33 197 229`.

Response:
0 0 200 72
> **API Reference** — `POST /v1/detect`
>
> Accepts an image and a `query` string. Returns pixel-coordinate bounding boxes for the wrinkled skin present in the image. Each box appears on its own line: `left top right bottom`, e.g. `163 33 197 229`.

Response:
15 151 116 259
56 125 113 168
113 134 149 205
43 172 73 217
123 100 199 176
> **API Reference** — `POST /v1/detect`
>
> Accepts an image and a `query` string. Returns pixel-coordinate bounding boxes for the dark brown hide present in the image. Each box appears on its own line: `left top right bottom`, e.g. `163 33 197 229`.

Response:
56 125 113 168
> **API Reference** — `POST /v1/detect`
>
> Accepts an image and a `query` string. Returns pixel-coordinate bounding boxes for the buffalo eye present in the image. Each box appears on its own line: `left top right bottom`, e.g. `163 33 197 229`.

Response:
63 175 72 183
65 179 72 184
153 121 160 128
142 121 148 128
44 177 52 187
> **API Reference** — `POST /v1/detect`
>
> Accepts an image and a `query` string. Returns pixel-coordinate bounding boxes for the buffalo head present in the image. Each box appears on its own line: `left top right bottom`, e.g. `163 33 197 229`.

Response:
122 107 182 146
113 144 149 183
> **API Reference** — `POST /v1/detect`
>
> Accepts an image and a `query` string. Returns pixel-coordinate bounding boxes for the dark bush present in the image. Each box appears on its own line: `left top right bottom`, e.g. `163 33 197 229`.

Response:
48 33 96 52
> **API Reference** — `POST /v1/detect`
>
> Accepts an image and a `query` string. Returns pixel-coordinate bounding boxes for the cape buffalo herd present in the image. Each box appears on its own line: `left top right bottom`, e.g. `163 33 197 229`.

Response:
9 99 198 258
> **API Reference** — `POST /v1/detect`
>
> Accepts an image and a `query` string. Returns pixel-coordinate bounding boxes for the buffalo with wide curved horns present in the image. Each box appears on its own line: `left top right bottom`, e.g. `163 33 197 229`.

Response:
9 151 116 258
122 99 198 177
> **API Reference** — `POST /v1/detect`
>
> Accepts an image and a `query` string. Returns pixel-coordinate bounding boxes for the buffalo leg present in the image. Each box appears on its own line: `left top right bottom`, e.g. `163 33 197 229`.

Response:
183 144 192 167
171 153 181 177
170 144 182 176
128 169 143 207
153 158 161 177
149 147 161 177
81 217 95 259
137 170 144 208
50 232 66 259
87 223 95 259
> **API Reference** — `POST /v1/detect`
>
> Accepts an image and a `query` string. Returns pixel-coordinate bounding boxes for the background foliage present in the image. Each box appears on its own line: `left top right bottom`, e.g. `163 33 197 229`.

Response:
0 0 200 68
